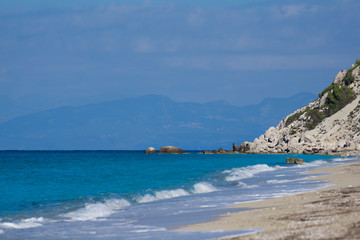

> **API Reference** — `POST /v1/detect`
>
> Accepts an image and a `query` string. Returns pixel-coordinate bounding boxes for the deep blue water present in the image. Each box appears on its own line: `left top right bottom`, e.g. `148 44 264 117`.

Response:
0 151 352 239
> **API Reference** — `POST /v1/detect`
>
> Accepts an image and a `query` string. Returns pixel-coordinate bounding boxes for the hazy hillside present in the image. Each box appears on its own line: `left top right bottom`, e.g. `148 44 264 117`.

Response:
0 93 316 150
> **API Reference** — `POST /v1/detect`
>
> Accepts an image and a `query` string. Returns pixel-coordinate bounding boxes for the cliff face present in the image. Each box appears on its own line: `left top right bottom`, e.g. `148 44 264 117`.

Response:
241 60 360 155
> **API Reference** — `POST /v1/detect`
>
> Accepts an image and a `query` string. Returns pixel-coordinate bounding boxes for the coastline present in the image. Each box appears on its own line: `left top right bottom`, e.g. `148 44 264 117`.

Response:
179 159 360 239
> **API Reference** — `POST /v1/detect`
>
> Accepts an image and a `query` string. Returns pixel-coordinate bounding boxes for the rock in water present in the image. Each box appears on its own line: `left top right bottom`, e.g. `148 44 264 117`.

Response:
232 142 240 152
203 150 215 154
145 147 156 154
158 146 184 154
286 157 305 164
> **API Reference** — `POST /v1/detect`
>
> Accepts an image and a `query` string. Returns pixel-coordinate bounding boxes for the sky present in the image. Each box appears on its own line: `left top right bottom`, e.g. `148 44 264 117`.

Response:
0 0 359 116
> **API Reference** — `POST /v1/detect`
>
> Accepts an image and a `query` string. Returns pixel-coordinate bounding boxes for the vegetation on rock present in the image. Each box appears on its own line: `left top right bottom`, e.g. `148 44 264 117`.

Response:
324 84 355 116
300 60 358 130
305 108 325 130
285 110 304 127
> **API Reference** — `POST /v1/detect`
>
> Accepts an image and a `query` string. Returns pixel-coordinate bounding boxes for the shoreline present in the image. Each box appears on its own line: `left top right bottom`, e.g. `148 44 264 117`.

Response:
178 159 360 239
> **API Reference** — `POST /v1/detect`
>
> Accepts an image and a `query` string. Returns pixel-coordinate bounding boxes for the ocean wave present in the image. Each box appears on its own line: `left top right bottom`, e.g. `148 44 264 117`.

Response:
294 160 327 168
192 182 218 193
0 229 3 234
223 164 277 181
137 189 190 203
137 182 218 203
0 217 45 229
63 198 131 221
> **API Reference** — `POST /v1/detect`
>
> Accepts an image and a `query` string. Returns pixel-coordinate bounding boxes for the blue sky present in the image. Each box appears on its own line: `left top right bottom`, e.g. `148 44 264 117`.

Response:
0 0 359 113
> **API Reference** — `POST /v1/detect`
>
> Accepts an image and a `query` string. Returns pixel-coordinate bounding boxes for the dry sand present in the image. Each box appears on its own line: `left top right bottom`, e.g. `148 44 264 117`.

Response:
179 160 360 239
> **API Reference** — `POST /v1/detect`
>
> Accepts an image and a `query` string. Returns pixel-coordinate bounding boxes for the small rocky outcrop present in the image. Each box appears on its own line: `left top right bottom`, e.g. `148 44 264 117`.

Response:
158 146 184 154
236 60 360 156
232 142 240 152
203 150 215 154
218 147 225 153
239 141 253 153
145 147 156 154
286 157 305 164
202 148 237 154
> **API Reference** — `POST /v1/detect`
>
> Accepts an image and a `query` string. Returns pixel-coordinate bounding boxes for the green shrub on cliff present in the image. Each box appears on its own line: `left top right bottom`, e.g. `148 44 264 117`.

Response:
319 84 335 98
325 84 355 116
305 108 325 130
305 84 355 130
319 59 360 97
290 59 358 130
285 110 304 127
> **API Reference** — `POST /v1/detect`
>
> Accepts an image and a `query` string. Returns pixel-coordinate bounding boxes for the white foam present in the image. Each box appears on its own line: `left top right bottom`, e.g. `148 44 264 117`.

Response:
200 205 217 208
137 189 190 203
130 227 166 233
63 198 130 221
295 160 327 168
0 217 44 229
0 229 4 234
333 157 357 162
237 181 259 188
224 164 277 181
267 177 308 184
192 182 218 193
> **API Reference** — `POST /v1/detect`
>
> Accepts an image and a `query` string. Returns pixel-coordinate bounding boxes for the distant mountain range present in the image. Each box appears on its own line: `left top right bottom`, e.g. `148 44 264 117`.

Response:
0 93 316 150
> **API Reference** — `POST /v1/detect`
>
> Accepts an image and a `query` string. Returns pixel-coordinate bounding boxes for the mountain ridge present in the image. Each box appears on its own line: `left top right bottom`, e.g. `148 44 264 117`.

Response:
0 93 316 150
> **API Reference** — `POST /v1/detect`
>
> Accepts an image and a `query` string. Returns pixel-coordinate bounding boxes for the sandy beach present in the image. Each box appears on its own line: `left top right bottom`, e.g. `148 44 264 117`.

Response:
179 159 360 239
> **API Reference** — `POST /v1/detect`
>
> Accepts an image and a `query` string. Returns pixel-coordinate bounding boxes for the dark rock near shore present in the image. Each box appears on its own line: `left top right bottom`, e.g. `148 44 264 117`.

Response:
233 142 240 152
158 146 184 154
286 157 305 164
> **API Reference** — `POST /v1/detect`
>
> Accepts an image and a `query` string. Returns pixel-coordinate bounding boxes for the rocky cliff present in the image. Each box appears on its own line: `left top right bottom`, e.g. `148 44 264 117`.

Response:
240 60 360 155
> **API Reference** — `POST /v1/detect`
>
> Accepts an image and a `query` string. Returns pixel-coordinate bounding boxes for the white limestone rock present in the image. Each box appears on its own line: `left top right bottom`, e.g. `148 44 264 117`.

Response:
237 63 360 155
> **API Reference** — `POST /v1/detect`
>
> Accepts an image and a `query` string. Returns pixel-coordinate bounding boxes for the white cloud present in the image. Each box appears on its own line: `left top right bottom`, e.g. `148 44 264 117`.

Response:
163 54 342 71
131 37 155 53
187 8 205 26
271 4 319 18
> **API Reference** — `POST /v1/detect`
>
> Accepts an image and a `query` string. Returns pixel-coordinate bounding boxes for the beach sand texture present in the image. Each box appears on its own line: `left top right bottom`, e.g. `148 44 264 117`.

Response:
180 161 360 239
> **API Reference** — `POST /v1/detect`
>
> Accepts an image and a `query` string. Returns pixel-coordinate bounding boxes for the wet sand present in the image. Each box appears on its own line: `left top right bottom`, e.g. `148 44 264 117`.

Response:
179 160 360 239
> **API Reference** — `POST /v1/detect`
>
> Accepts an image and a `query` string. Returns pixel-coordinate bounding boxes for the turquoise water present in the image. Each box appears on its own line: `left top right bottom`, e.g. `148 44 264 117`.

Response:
0 151 349 239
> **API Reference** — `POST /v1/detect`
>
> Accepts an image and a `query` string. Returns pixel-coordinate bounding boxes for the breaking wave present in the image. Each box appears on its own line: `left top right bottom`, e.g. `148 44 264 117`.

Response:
63 198 131 221
192 182 218 193
224 164 278 181
137 182 218 203
137 189 190 203
0 217 45 229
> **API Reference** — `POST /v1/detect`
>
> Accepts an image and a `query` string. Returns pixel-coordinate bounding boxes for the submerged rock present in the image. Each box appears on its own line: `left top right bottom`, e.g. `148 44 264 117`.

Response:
158 146 184 154
145 147 156 154
286 157 305 164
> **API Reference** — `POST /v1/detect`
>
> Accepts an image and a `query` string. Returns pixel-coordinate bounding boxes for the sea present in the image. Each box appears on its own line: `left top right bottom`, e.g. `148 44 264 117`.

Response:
0 151 356 239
